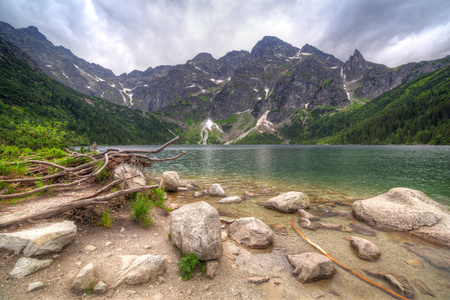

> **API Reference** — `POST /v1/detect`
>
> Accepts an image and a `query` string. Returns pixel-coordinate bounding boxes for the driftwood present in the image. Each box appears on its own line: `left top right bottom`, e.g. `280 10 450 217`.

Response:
0 137 185 227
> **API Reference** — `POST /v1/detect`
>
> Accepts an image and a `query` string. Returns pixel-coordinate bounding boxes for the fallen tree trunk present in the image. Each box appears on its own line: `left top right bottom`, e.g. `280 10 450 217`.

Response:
0 185 159 228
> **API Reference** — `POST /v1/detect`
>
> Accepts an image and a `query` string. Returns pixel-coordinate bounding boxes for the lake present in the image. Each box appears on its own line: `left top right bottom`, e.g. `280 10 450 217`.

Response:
97 144 450 298
100 144 450 206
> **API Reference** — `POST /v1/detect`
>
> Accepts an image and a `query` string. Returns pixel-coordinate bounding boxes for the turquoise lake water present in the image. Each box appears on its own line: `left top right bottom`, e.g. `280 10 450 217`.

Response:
100 144 450 206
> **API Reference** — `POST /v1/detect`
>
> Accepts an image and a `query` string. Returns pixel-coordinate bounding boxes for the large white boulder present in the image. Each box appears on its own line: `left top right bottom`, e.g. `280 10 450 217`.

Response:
170 201 223 260
113 163 146 189
353 188 450 247
0 220 77 256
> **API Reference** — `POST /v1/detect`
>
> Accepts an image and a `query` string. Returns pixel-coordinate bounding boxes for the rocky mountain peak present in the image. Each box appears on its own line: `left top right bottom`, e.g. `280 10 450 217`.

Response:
21 26 48 41
300 43 342 65
251 36 298 60
351 49 365 62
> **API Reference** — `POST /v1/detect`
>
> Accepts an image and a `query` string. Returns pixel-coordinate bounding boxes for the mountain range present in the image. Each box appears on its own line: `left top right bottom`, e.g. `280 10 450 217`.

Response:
0 21 449 145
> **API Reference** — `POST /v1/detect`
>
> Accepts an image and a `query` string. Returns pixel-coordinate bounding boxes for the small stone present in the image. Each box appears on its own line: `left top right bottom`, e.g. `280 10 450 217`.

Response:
85 245 97 251
75 261 82 266
247 276 270 284
270 224 288 236
105 241 112 247
187 288 192 296
205 260 219 279
71 263 95 294
93 281 108 294
10 257 53 278
209 184 226 197
404 259 423 268
120 227 125 233
53 254 60 259
218 196 242 204
144 245 152 249
350 237 381 261
27 282 44 292
221 230 228 241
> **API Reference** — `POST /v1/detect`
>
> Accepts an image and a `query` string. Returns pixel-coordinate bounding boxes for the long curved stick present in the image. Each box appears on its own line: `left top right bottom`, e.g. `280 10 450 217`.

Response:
290 218 409 300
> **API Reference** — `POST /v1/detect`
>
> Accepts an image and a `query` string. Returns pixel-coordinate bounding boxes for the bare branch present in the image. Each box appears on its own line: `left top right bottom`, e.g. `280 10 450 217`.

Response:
0 185 159 228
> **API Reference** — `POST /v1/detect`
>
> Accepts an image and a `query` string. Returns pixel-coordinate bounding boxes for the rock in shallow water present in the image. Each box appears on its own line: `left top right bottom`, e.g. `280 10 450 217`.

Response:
262 192 309 213
287 253 336 283
349 237 381 261
159 171 179 192
352 187 450 247
209 184 226 197
364 269 414 299
228 217 274 249
349 222 377 236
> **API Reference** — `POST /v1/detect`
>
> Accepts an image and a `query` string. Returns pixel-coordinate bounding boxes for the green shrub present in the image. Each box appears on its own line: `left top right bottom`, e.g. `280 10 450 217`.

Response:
96 210 114 228
5 121 67 150
130 193 153 228
177 253 204 281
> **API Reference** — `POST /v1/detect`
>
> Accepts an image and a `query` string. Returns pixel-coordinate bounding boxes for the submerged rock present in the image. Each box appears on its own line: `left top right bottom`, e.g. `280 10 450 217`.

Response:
413 279 435 297
296 209 320 220
298 218 318 230
349 237 381 261
262 192 309 213
314 208 338 217
287 253 336 283
270 224 288 236
218 196 242 204
170 201 223 260
349 222 377 236
404 244 450 270
352 188 450 247
247 276 270 284
228 217 274 249
316 222 342 231
364 269 414 299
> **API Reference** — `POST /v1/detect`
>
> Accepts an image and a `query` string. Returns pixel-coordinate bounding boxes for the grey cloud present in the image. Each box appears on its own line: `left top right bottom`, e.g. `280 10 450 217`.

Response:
0 0 448 74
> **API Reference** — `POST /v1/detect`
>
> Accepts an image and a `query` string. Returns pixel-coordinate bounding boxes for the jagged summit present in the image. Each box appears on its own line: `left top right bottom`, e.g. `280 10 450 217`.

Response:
300 43 341 65
250 36 298 60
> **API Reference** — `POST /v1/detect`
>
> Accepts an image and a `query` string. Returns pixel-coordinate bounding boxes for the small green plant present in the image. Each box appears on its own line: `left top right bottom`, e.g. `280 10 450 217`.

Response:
177 253 202 281
96 210 114 228
151 187 170 213
130 193 153 228
168 233 171 239
94 162 110 184
35 178 44 188
0 180 6 190
86 281 95 295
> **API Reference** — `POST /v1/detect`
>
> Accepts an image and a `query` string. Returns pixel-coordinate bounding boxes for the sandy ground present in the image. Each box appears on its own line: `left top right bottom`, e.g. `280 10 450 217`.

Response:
1 181 449 300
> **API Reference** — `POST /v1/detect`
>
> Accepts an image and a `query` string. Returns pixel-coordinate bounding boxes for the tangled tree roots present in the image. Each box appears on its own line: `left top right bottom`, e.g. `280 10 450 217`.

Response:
0 136 185 228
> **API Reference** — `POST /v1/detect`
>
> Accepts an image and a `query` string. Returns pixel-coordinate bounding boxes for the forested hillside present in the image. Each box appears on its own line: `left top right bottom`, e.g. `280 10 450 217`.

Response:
282 63 450 145
0 38 179 146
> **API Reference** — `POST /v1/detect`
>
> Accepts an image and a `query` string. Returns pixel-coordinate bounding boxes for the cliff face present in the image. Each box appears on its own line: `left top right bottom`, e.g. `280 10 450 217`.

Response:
1 21 449 144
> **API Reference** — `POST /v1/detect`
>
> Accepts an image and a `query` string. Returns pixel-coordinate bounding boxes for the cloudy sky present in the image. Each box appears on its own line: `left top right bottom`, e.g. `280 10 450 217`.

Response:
0 0 449 75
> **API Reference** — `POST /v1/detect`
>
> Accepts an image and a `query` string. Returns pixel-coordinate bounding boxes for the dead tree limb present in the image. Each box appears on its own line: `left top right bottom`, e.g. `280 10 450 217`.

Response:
0 185 159 228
